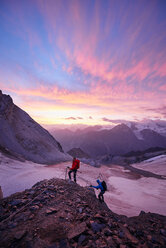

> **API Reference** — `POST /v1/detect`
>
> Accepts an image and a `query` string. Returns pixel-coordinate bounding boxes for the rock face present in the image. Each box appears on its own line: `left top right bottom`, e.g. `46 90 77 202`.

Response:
67 147 90 158
0 178 166 248
141 129 166 148
0 91 70 164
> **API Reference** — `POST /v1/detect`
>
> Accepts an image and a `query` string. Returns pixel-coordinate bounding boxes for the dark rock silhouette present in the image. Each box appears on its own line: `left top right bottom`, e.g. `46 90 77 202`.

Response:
67 147 90 158
141 129 166 148
0 178 165 248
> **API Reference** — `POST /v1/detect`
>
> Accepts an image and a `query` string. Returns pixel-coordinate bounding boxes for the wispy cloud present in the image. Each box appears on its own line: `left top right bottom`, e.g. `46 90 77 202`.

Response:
145 106 166 118
102 118 130 124
0 0 166 124
65 117 77 120
65 116 83 120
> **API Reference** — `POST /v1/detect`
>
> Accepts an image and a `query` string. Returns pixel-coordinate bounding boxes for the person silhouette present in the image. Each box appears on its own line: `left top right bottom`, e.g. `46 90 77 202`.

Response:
68 157 80 183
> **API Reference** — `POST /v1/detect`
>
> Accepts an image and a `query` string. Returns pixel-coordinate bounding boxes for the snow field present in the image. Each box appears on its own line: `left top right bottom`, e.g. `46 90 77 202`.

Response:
0 153 166 217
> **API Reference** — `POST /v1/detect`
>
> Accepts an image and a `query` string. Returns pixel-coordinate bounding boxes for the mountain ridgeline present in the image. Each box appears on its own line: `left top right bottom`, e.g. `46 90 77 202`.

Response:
1 90 166 163
0 91 70 164
50 124 166 158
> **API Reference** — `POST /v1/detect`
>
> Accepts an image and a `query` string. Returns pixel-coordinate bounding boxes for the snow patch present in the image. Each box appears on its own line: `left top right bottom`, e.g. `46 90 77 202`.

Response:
144 154 166 163
108 176 166 216
132 155 166 175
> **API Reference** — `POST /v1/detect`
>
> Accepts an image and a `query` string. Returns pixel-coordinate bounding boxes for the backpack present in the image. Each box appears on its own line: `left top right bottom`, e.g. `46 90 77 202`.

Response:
75 159 80 169
101 181 107 191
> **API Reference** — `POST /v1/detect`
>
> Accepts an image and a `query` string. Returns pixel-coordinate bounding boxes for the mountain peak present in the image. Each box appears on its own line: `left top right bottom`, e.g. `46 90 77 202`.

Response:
0 90 13 116
112 123 132 132
0 91 70 164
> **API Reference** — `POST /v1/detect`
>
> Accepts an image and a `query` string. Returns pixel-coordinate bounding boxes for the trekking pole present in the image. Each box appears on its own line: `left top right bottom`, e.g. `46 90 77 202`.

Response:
65 167 68 180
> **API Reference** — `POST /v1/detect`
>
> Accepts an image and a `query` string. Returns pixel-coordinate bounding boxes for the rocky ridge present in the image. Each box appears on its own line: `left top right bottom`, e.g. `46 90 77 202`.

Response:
67 148 90 159
0 178 166 248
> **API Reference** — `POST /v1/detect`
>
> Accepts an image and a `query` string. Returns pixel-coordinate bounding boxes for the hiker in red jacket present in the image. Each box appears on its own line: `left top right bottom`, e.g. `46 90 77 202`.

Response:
68 157 80 183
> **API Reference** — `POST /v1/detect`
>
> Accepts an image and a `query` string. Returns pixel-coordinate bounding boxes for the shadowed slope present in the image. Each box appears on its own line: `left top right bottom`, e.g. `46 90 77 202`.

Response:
0 91 70 164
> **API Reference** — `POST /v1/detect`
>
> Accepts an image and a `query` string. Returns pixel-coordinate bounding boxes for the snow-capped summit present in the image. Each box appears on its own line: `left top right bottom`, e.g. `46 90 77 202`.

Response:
0 91 70 164
126 119 166 139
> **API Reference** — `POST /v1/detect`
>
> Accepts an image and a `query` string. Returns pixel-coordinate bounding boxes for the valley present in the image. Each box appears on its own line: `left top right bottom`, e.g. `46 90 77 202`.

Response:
0 91 166 218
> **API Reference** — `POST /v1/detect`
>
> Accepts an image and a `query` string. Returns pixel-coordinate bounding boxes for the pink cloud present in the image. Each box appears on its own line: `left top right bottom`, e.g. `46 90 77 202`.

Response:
1 0 166 123
62 65 73 75
35 0 166 85
2 79 165 123
160 84 166 91
157 63 166 77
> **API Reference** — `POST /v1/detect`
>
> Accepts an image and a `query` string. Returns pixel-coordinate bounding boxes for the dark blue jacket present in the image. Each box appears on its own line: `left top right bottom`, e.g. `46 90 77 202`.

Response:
91 179 104 192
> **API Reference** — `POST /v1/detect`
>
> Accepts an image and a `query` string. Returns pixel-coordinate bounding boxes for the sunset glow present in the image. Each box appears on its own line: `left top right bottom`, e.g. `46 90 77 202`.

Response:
0 0 166 125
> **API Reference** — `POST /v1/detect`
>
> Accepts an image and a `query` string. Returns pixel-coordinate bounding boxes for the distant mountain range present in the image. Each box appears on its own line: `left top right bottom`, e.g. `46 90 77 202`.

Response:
0 91 70 164
1 90 166 163
128 120 166 138
50 123 166 158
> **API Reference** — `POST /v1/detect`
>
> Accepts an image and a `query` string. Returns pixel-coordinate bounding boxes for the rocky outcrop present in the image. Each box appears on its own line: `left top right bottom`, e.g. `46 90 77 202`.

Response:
0 178 165 247
67 147 90 158
0 91 70 164
0 90 13 120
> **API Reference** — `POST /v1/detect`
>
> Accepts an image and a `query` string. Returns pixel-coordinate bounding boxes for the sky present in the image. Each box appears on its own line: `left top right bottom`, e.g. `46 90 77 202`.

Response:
0 0 166 126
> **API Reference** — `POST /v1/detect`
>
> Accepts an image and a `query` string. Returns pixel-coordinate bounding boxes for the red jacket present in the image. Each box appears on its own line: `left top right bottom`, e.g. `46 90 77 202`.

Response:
70 159 80 170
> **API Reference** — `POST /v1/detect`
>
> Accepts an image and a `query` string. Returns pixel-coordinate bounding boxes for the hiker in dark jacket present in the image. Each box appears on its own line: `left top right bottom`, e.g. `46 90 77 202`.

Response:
68 157 80 183
90 179 105 202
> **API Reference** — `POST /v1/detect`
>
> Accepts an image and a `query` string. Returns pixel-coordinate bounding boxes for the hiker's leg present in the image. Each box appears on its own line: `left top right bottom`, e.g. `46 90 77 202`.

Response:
73 170 77 183
101 192 104 202
98 192 102 202
98 192 104 202
68 170 72 180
